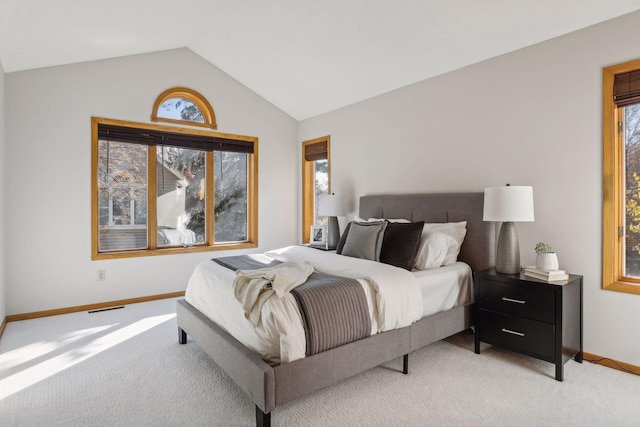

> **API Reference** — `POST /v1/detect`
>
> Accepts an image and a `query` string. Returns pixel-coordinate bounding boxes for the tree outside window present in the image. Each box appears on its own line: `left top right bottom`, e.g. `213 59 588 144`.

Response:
624 103 640 277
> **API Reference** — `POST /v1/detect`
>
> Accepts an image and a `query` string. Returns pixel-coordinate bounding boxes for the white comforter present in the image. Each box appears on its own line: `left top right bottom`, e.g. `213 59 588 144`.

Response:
185 246 424 364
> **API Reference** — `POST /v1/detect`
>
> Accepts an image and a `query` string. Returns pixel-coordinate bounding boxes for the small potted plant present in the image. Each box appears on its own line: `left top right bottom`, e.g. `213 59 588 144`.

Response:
535 242 559 270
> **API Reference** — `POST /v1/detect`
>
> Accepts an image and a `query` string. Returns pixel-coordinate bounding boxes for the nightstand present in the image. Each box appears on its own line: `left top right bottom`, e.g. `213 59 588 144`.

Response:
302 243 334 251
474 268 583 381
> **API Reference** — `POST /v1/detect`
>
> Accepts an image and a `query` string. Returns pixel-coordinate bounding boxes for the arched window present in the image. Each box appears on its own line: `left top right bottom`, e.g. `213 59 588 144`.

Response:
151 87 217 129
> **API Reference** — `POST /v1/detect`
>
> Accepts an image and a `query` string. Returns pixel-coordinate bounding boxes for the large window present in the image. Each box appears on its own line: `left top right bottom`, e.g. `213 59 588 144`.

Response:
301 136 330 243
92 117 258 259
603 59 640 295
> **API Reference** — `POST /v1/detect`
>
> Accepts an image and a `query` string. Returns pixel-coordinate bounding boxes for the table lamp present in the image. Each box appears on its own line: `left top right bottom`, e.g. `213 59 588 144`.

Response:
318 193 346 250
483 185 535 274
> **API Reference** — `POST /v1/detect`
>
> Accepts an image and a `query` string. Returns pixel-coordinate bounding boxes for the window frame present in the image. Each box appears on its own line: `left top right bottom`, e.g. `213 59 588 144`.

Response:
151 87 217 130
602 58 640 295
91 116 258 260
301 136 330 243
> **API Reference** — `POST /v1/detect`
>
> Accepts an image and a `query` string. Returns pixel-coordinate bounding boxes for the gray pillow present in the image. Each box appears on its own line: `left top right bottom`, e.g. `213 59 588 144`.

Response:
336 221 352 254
341 221 388 261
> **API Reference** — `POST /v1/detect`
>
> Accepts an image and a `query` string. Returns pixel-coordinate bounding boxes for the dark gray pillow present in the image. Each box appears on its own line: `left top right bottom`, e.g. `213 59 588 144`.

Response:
380 221 425 270
340 221 388 261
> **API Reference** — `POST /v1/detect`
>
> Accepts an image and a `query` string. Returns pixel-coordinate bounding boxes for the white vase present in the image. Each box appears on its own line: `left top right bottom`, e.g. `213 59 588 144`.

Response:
535 252 559 270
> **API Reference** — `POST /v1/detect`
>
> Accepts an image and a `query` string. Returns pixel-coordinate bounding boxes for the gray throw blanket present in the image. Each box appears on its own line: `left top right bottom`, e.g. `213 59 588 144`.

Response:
212 255 371 356
290 271 371 355
213 255 283 270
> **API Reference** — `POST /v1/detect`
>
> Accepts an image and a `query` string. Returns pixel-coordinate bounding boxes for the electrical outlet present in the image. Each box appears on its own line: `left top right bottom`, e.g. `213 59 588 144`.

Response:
97 270 106 281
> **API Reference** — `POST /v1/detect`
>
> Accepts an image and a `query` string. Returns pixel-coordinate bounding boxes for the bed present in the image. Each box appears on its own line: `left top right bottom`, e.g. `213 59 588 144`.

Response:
176 192 494 426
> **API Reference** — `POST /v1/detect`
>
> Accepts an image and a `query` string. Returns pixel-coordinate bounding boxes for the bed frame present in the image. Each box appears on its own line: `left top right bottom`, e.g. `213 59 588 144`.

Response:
176 192 494 426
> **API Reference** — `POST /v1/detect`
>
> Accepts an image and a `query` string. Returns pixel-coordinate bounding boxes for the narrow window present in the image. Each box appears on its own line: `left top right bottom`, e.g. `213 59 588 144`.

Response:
603 59 640 295
302 136 330 243
92 118 257 259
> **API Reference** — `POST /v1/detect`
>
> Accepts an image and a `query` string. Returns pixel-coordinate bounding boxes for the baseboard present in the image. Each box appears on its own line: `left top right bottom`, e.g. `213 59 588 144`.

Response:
5 291 185 322
583 352 640 376
0 316 7 340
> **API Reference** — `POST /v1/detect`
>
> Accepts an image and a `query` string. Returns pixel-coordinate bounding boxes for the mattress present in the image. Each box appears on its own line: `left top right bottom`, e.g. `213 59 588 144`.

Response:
184 246 470 363
413 262 473 317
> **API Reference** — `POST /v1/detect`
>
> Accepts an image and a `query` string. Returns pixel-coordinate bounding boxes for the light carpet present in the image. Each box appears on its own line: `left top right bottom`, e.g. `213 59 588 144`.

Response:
1 297 639 426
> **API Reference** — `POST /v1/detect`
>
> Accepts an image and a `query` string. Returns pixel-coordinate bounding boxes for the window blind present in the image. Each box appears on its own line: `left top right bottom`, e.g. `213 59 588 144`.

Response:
97 124 254 153
614 70 640 107
304 140 328 161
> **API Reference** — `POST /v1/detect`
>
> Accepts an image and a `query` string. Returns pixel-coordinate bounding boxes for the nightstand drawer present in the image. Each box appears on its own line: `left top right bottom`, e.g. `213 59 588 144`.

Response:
479 310 555 361
477 279 555 323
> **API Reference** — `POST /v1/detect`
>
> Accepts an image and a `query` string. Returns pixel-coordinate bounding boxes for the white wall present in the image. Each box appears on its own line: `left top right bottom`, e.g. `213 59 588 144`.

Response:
0 59 6 323
5 48 298 315
299 11 640 366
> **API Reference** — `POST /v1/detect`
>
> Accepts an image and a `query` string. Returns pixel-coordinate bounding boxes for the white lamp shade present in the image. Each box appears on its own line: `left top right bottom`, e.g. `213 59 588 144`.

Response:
483 186 534 222
317 194 346 216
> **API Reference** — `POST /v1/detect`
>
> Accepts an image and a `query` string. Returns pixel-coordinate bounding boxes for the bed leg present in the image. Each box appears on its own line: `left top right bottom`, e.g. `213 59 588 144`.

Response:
403 354 409 374
256 406 271 427
178 327 187 344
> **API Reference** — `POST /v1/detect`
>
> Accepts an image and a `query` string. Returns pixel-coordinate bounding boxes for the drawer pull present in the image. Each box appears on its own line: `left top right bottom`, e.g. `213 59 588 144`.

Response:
501 328 525 337
502 297 526 304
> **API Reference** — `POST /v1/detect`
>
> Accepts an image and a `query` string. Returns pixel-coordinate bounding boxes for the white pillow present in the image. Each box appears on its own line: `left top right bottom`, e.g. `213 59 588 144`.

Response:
414 221 467 269
355 217 411 223
367 217 411 223
413 231 458 269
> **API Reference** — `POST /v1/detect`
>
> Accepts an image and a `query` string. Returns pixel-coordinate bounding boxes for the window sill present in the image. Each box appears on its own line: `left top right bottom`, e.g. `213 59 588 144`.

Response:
92 241 258 260
603 280 640 296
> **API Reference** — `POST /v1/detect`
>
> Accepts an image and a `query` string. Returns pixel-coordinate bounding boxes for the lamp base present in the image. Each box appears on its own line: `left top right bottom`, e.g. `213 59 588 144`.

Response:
496 221 521 274
326 216 340 250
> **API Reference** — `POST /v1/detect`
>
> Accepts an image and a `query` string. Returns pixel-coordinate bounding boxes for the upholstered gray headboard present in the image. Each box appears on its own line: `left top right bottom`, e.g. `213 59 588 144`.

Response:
359 193 495 272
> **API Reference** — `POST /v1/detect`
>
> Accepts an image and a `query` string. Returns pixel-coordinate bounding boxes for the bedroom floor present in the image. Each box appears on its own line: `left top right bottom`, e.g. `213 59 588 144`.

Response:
1 297 639 426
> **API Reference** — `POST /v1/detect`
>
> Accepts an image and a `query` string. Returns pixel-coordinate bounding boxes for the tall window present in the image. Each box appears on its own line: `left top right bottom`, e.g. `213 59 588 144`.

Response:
92 117 258 259
603 59 640 295
302 136 330 243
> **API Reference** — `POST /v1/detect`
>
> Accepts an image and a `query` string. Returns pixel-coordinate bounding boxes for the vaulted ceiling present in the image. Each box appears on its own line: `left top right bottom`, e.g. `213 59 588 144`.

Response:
2 0 640 119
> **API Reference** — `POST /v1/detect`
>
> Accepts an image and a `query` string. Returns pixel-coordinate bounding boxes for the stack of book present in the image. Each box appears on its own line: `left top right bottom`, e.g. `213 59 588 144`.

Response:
523 266 569 282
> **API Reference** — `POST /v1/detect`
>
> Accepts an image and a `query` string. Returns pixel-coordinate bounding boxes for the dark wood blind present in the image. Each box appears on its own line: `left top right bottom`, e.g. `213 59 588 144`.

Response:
304 140 328 161
98 124 254 153
614 70 640 107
